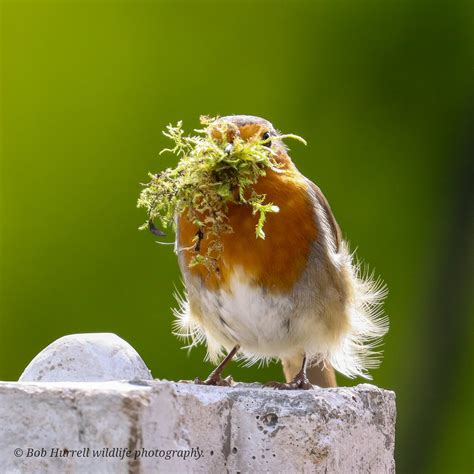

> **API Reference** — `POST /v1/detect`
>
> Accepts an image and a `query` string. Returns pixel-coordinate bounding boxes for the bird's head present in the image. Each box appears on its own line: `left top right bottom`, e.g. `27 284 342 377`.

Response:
209 115 294 167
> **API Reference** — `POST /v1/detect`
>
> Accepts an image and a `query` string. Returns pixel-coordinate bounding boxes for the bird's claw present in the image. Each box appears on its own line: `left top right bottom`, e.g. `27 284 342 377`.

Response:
194 375 234 387
265 376 314 390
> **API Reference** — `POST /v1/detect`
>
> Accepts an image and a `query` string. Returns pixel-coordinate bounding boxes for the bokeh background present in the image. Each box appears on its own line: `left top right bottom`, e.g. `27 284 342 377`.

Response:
1 0 473 472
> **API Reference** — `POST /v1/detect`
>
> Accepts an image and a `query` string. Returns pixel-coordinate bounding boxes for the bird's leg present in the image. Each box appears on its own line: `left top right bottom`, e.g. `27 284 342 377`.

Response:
266 354 314 390
194 345 240 387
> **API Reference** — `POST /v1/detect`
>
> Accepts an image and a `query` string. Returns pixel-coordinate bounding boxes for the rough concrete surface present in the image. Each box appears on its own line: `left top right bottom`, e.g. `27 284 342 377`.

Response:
19 333 152 382
0 380 396 473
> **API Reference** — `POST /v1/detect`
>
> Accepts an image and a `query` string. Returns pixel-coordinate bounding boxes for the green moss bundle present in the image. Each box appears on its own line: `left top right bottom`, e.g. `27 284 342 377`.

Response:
137 116 305 268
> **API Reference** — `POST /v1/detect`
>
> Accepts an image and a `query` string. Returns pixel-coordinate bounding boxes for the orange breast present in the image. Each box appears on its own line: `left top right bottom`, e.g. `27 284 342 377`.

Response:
178 168 317 293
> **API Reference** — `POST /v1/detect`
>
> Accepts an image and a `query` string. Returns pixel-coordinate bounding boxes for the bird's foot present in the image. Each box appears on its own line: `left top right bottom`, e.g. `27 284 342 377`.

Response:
194 374 234 387
265 374 314 390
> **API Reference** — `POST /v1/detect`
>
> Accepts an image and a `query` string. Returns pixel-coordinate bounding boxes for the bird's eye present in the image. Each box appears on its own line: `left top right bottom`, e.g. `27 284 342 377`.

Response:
262 131 272 147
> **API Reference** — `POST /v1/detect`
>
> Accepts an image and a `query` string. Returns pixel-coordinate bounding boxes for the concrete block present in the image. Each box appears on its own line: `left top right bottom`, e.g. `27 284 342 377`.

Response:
0 380 395 473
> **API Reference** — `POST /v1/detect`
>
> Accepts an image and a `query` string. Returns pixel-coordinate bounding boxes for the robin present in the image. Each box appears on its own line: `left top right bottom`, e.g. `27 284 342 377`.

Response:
173 115 388 389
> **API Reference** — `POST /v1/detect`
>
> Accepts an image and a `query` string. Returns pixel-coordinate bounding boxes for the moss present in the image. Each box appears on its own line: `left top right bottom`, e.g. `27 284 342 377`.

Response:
137 116 306 268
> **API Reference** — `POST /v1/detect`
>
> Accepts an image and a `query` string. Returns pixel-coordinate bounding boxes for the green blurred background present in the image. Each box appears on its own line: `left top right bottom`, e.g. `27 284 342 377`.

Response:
1 0 473 472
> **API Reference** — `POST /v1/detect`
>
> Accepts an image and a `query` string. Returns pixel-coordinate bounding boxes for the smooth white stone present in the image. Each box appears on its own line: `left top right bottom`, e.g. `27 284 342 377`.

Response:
19 333 152 382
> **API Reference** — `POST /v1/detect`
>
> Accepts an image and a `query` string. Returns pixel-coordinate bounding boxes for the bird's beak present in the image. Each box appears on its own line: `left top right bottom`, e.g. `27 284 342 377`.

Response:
224 143 234 155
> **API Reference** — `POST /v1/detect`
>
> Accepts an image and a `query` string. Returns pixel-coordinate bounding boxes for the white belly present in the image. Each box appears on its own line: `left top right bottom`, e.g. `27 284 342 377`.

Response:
202 274 293 352
178 268 331 364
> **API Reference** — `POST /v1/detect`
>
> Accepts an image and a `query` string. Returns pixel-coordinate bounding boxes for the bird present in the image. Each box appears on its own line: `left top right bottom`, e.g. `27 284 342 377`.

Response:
172 115 388 389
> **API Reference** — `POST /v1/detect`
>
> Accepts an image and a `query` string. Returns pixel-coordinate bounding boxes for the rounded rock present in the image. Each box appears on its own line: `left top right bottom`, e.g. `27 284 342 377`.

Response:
19 333 152 382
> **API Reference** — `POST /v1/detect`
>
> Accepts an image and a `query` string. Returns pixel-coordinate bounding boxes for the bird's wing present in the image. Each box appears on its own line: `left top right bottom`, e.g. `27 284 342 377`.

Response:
280 179 342 387
305 178 342 252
